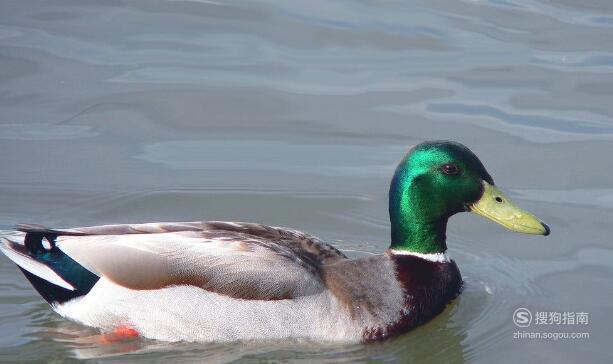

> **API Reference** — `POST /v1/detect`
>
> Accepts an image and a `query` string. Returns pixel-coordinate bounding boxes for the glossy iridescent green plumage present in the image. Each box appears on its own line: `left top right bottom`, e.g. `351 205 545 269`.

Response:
389 141 494 254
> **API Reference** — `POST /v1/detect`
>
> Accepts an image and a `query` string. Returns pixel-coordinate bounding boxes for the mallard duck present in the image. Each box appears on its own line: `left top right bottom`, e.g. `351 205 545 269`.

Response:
0 141 549 343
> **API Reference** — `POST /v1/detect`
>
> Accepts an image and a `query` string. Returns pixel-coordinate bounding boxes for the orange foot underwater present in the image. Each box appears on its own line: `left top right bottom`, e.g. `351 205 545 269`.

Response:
94 326 139 344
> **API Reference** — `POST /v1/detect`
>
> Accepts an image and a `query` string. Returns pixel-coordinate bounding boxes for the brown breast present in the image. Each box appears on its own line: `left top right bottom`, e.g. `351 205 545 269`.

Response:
363 254 463 342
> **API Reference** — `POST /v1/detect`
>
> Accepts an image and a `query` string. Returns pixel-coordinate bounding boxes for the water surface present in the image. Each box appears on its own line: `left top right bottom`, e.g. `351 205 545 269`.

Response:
0 1 612 363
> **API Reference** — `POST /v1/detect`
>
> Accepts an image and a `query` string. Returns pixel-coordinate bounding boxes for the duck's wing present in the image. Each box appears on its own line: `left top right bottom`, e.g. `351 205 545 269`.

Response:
1 221 347 302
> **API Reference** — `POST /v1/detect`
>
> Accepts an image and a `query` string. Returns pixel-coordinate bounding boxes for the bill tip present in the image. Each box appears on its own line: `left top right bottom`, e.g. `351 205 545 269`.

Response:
542 222 550 236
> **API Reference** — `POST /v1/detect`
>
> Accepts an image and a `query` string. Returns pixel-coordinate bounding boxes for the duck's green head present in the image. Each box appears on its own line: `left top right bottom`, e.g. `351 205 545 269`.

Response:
389 141 549 254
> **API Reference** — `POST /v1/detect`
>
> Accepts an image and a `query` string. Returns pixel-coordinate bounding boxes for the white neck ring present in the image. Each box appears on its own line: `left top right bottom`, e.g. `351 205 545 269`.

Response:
389 249 451 263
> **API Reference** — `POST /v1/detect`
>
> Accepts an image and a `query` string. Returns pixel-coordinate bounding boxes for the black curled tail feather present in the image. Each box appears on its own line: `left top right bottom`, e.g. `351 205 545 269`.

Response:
8 226 99 304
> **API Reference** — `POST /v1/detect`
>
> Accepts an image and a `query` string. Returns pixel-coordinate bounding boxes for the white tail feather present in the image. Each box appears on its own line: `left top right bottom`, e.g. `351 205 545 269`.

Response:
0 242 75 291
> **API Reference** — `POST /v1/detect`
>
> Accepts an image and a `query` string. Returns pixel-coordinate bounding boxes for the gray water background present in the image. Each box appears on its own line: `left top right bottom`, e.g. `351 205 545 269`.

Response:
0 0 612 363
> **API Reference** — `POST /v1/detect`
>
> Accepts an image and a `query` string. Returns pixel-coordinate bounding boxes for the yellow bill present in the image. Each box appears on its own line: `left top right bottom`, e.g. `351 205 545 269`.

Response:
470 182 550 236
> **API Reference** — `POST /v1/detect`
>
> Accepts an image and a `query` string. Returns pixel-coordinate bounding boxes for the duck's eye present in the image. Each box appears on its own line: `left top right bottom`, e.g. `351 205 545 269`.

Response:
441 164 460 175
